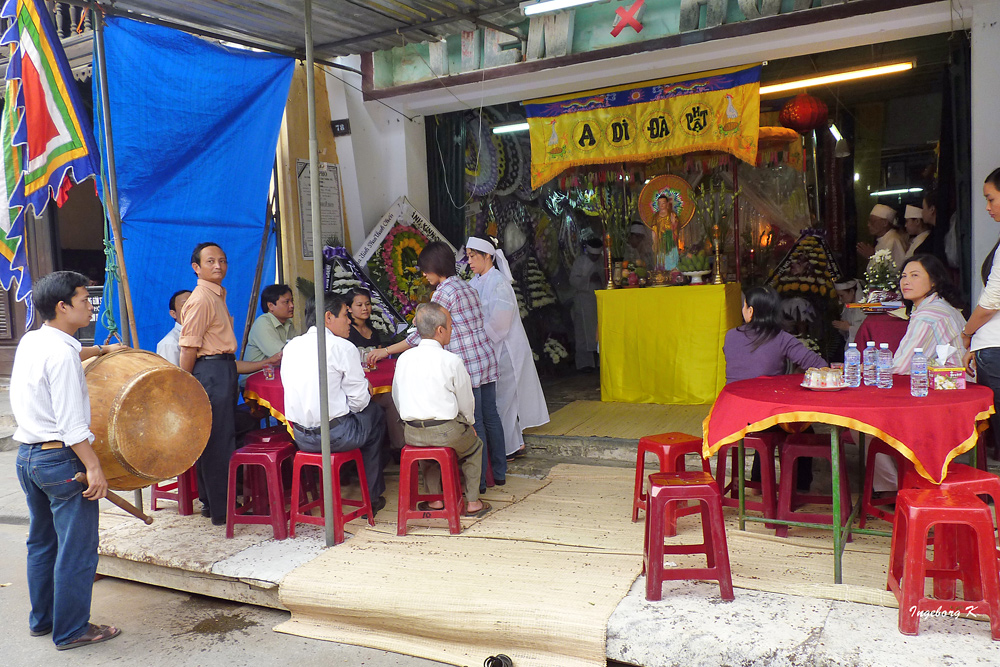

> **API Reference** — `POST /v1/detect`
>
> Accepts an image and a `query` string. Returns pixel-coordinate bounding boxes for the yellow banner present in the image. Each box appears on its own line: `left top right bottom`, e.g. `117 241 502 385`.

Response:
525 65 761 189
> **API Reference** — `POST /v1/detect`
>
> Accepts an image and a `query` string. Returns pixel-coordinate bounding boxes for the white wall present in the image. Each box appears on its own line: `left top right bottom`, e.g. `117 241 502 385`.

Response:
971 0 1000 302
326 55 429 255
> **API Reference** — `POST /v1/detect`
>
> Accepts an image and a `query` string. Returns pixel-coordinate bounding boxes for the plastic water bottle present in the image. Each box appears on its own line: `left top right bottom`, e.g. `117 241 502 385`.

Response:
844 343 861 388
862 341 877 386
876 343 893 389
910 348 928 397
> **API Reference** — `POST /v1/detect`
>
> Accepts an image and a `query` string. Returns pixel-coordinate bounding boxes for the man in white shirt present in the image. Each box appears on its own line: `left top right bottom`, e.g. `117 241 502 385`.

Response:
11 271 124 649
282 293 387 514
392 302 489 517
155 289 190 365
857 204 906 271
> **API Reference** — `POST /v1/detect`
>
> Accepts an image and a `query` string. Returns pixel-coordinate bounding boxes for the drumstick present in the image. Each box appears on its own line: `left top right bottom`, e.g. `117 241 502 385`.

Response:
73 472 154 525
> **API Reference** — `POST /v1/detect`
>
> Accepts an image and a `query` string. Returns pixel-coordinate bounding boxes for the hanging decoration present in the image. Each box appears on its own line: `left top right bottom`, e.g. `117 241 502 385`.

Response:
1 0 103 322
778 93 829 134
525 64 761 189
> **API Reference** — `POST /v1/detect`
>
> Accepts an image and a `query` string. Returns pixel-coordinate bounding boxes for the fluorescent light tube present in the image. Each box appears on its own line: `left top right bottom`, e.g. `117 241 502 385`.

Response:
522 0 602 17
760 62 913 96
492 122 530 134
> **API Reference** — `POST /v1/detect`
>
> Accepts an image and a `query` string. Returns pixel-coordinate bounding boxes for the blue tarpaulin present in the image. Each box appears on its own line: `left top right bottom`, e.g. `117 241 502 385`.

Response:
94 17 293 352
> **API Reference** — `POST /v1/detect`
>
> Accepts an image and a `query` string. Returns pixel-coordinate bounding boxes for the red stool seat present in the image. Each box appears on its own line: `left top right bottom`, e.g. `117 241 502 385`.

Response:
714 433 779 527
643 470 734 602
243 425 295 448
288 449 374 544
901 463 1000 599
858 438 910 528
226 442 296 540
150 466 199 515
888 488 1000 639
632 432 711 535
397 445 464 536
775 433 852 538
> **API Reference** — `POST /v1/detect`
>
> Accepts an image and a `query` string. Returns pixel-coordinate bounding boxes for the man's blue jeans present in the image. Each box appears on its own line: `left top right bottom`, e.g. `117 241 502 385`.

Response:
474 381 506 490
15 444 99 646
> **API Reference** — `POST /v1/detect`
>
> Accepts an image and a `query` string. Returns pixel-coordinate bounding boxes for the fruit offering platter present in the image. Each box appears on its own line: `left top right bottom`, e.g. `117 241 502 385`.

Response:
619 259 649 287
801 367 845 390
677 250 711 274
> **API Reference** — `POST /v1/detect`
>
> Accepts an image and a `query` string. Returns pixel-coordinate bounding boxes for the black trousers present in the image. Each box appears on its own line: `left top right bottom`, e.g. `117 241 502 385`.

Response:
192 357 238 523
291 401 387 502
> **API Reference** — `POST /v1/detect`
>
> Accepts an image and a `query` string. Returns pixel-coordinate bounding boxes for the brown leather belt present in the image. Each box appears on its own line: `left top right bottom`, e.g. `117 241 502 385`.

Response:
405 419 450 428
39 441 65 450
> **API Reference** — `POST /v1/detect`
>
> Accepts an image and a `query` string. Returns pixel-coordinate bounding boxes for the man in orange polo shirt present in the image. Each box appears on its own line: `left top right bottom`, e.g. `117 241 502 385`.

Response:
179 242 279 525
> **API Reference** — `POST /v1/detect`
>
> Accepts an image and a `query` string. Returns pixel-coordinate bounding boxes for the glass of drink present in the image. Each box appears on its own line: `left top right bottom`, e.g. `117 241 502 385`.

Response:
263 364 275 381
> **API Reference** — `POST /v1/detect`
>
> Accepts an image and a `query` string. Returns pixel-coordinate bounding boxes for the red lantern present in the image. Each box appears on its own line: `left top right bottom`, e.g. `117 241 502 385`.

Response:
779 93 829 134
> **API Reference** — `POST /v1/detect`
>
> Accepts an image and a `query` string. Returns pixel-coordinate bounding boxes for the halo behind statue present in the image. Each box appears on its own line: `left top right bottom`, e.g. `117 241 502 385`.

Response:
638 174 696 231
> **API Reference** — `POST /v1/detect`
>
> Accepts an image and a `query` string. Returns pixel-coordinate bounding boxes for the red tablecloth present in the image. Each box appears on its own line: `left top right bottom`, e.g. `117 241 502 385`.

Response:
855 313 909 353
243 358 396 426
703 374 994 484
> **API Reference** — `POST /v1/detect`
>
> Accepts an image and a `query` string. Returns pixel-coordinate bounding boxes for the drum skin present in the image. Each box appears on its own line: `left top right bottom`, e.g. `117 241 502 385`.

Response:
83 349 211 491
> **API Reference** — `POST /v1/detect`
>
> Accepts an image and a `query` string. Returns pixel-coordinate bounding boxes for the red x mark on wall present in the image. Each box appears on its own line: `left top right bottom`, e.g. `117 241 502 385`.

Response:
611 0 645 38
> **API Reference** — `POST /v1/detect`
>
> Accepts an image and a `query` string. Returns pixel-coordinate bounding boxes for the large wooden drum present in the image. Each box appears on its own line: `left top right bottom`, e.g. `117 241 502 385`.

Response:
83 349 211 491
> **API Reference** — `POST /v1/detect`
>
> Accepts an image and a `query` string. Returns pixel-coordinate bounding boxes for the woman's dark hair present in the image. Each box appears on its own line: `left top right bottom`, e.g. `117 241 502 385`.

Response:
260 283 292 314
899 254 963 315
345 288 372 323
982 168 1000 286
737 285 783 351
417 241 457 278
302 292 349 330
33 271 90 321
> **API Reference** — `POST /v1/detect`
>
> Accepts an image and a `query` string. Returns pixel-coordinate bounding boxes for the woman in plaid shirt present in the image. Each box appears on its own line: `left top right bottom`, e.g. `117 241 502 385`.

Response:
368 242 507 491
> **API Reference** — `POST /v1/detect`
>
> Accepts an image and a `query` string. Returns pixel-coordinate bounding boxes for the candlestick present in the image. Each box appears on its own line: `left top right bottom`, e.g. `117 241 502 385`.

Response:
605 233 616 290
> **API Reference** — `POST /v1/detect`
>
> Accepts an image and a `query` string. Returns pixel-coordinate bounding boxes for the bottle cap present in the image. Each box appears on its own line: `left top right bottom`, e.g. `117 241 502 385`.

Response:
848 342 857 348
915 348 922 353
880 343 889 348
867 341 875 346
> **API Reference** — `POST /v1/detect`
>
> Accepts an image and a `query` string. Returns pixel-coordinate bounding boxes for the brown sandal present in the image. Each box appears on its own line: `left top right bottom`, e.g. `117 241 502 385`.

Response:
56 623 121 650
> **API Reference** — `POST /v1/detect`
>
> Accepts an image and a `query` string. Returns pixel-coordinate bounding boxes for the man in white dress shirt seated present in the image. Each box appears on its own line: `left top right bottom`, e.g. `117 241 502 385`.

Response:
281 292 387 515
392 302 490 518
155 289 191 365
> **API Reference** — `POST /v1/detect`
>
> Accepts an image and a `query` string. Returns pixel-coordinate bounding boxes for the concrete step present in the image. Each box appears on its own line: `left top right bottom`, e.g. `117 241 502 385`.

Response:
522 433 638 463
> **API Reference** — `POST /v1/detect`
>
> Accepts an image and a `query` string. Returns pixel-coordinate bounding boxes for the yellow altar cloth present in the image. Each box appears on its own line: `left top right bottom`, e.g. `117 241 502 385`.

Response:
596 283 742 405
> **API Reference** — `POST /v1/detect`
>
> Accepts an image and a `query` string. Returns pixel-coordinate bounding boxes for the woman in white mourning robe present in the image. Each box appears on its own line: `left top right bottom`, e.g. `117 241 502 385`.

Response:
465 235 550 459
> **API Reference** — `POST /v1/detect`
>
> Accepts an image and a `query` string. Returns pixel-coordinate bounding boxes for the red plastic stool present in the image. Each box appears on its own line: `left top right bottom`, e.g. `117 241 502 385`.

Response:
243 425 294 448
632 432 711 533
887 488 1000 639
397 445 464 536
858 439 910 528
901 463 1000 599
714 433 779 527
288 449 374 543
150 466 199 515
775 433 853 538
226 442 296 540
643 470 734 601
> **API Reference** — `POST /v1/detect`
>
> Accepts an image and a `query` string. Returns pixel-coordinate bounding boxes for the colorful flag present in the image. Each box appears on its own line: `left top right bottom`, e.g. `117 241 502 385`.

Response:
1 0 101 318
524 64 761 189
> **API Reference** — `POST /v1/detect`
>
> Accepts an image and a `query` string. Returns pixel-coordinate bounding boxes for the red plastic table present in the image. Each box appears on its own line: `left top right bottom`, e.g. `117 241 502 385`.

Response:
702 374 994 583
244 358 396 429
855 313 909 353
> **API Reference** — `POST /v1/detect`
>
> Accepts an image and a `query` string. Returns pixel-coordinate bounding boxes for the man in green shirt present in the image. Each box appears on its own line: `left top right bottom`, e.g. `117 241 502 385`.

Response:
244 284 297 365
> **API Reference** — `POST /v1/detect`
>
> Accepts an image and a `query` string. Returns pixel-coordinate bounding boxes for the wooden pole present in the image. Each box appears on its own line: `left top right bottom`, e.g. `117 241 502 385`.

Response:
93 11 139 349
241 200 275 354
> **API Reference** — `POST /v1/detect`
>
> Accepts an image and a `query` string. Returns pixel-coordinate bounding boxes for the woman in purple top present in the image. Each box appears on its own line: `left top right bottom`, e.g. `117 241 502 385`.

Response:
724 286 827 384
724 286 827 489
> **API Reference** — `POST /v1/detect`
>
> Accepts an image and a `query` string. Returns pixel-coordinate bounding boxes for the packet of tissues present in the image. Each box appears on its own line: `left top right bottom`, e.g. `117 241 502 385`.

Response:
928 344 965 390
